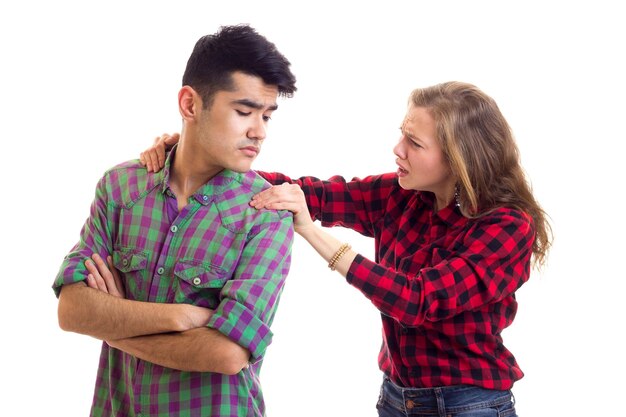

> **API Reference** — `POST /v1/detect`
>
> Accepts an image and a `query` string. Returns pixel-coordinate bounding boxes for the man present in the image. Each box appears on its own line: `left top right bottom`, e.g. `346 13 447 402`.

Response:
53 25 296 417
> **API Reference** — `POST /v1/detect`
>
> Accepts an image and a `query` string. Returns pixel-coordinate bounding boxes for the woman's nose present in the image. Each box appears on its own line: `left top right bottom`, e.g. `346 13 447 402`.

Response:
393 137 406 159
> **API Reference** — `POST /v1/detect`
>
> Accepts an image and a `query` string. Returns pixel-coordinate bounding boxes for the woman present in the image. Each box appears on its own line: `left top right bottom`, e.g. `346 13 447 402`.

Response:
143 81 551 417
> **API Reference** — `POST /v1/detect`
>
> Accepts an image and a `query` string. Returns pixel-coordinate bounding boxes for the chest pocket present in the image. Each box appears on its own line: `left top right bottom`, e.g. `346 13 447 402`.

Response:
112 248 149 299
173 260 229 309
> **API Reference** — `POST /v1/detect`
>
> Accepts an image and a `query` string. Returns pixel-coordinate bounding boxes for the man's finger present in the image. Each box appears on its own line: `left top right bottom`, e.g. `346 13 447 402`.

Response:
107 256 126 298
91 254 122 298
85 259 108 293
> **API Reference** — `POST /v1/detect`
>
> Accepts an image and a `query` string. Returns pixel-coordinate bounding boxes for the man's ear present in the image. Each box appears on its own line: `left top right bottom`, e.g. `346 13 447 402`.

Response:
178 86 199 121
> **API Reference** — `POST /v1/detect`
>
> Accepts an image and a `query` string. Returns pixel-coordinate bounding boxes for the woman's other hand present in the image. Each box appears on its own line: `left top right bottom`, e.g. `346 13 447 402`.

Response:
140 133 180 172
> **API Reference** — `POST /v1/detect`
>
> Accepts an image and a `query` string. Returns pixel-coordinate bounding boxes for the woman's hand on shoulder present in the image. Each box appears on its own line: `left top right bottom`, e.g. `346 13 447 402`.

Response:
140 133 180 172
250 183 314 234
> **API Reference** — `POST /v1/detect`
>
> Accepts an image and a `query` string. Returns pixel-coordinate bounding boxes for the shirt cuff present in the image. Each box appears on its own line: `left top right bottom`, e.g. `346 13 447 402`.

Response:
346 253 380 289
52 254 89 297
208 298 273 364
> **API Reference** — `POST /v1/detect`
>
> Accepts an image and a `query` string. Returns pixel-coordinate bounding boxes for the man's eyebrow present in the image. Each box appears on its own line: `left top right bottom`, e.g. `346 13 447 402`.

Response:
232 99 278 111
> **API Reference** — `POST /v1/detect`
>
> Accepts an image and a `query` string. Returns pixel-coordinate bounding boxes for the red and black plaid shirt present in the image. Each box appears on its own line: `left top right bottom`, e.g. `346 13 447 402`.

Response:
260 171 535 390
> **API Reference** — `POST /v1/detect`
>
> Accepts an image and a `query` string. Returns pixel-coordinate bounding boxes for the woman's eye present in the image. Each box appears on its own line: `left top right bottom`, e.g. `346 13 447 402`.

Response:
410 139 422 148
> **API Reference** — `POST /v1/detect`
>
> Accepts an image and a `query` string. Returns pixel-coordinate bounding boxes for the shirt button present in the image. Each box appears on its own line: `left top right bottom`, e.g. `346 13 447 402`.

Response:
170 225 178 233
202 195 209 201
122 259 129 266
192 277 201 285
157 267 165 275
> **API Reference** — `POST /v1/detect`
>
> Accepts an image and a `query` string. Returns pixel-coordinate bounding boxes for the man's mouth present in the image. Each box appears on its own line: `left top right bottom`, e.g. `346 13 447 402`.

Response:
240 146 259 157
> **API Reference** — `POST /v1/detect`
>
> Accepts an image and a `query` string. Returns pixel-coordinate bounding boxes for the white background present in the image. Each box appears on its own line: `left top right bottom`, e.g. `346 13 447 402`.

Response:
1 1 624 415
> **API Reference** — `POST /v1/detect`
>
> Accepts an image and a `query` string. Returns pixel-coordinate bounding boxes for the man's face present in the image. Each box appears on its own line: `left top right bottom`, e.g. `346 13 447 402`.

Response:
195 71 279 173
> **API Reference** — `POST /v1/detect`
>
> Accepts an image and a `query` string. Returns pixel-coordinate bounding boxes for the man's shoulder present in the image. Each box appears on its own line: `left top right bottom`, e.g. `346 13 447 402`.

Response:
219 170 273 201
101 158 149 176
238 170 273 193
215 170 292 233
99 159 161 207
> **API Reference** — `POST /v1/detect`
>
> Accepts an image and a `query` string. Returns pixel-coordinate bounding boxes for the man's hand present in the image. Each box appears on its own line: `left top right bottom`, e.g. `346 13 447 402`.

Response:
140 133 180 173
84 252 214 330
85 253 126 298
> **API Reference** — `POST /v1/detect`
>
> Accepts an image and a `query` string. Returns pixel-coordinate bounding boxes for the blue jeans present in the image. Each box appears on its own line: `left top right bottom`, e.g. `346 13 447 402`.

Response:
376 377 517 417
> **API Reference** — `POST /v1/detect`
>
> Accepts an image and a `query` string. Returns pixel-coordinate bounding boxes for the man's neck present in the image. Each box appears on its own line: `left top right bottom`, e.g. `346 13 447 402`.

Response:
169 139 222 211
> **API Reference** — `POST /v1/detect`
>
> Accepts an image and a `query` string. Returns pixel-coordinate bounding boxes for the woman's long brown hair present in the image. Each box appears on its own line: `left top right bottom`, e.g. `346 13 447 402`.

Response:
410 81 552 268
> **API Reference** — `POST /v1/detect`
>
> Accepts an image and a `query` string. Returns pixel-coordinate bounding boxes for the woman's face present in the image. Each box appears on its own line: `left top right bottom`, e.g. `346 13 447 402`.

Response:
393 106 455 204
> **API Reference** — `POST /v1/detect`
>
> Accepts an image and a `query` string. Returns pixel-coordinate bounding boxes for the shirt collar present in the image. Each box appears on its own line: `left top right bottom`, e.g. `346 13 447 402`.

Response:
418 192 467 227
157 145 176 195
158 146 243 205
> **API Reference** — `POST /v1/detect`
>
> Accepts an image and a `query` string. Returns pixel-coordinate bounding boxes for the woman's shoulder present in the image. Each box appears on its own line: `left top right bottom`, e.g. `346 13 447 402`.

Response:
470 206 535 239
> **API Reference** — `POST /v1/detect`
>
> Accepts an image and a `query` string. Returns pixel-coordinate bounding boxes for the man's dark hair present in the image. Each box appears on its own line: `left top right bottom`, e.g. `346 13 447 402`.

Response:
182 24 297 108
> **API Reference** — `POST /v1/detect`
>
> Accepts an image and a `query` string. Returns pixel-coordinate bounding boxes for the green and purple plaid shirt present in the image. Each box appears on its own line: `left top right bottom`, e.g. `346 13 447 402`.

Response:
53 149 293 416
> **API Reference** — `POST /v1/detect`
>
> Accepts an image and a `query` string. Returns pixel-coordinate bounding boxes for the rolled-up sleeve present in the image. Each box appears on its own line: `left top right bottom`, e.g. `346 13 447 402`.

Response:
208 210 293 363
346 209 534 326
52 174 114 297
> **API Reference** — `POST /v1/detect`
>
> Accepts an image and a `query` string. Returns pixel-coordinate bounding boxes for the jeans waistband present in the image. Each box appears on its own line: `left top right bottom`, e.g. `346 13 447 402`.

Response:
380 377 514 415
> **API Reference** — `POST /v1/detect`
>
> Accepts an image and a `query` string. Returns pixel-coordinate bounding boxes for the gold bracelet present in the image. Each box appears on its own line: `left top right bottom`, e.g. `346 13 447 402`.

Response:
328 243 351 271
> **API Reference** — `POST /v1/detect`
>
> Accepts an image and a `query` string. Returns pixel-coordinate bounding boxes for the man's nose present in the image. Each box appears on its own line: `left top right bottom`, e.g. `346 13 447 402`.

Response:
248 117 267 141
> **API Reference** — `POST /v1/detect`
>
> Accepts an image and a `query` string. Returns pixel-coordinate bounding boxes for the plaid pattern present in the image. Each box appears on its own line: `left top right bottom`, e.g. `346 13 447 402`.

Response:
260 171 534 390
53 149 293 417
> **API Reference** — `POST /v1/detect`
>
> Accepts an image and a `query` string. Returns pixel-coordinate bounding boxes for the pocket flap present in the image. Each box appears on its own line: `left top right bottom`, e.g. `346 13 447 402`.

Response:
113 249 148 272
173 260 227 288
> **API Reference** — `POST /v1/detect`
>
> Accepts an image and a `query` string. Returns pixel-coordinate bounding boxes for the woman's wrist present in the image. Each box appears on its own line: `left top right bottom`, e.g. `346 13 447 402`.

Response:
328 243 352 271
294 221 317 237
297 223 358 276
